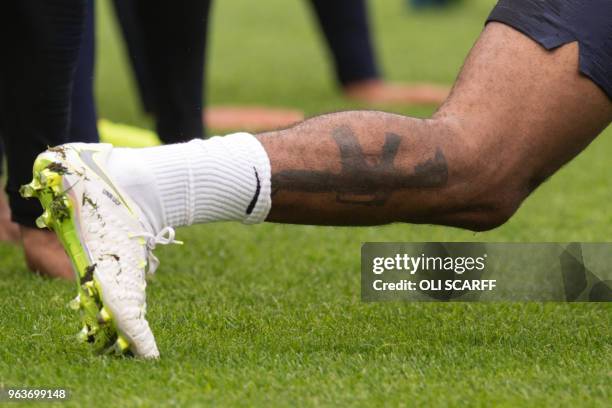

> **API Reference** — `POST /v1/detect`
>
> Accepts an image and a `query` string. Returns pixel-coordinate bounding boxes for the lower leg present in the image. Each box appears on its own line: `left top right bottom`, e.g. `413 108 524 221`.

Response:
107 24 611 234
258 24 611 228
264 24 611 228
27 24 610 253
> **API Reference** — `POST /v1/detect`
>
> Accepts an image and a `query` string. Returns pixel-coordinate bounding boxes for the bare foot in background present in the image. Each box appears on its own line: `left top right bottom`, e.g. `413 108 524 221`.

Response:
21 226 73 280
344 79 449 106
0 190 20 243
205 106 304 132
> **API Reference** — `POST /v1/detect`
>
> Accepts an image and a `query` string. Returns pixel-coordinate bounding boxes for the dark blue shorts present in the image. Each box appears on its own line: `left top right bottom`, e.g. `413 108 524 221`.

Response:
487 0 612 100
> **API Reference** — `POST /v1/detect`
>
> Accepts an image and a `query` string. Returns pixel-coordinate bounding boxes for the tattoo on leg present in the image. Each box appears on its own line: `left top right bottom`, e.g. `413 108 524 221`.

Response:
272 126 448 205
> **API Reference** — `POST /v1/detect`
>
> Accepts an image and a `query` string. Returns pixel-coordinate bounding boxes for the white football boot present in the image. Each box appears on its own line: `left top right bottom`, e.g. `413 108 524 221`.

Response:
21 143 181 358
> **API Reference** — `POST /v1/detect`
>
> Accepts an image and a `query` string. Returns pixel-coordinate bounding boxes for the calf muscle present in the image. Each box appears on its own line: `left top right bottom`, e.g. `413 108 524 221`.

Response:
259 112 469 226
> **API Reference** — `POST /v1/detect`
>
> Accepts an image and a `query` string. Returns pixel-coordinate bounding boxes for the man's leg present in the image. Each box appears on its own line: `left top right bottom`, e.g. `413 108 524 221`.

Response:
258 23 611 229
55 22 609 235
98 22 610 234
19 18 611 357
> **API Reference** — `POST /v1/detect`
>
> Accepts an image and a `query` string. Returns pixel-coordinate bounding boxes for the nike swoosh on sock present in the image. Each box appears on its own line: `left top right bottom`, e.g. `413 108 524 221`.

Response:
246 167 260 215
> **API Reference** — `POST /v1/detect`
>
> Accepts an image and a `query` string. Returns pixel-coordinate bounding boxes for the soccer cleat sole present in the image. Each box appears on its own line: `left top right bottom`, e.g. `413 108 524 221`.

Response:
20 155 132 357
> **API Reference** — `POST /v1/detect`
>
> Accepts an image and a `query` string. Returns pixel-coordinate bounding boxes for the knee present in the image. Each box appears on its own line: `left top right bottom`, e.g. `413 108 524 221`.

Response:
458 187 527 232
434 119 532 231
449 174 530 232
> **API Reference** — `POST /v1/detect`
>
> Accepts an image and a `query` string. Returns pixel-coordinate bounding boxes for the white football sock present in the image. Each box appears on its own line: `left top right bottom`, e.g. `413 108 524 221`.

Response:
106 133 272 232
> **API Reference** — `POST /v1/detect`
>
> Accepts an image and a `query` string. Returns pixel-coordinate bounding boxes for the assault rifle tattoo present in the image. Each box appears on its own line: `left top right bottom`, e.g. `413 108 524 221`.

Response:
272 126 448 205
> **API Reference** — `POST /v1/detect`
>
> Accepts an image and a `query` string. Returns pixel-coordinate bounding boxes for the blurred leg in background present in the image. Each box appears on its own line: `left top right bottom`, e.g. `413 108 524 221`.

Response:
70 0 99 144
112 0 209 143
112 0 302 137
0 0 97 277
310 0 448 105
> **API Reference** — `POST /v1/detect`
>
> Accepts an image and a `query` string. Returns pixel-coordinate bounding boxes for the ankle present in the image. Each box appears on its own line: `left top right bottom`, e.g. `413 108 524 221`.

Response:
106 134 272 230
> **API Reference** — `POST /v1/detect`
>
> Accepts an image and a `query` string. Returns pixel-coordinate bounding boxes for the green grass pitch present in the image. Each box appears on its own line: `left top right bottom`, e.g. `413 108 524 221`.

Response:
1 0 610 406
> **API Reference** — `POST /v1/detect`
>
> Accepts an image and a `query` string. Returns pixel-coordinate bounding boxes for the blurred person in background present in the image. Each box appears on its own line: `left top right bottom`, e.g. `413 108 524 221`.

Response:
111 0 449 140
0 0 98 276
